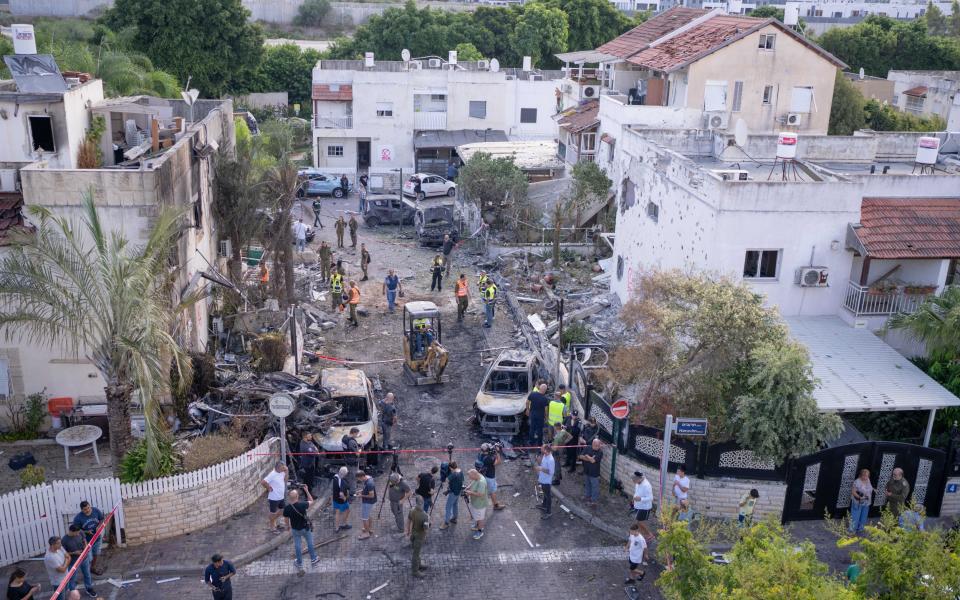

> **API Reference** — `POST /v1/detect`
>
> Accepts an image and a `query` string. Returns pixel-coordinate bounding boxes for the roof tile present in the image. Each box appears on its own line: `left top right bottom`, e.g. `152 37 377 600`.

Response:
556 100 599 133
596 7 709 59
856 197 960 259
626 15 763 72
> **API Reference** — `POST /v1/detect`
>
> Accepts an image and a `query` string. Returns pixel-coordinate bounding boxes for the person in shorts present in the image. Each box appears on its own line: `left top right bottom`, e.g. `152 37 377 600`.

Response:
357 470 377 540
465 469 489 540
625 523 647 584
632 471 654 541
332 466 352 532
259 463 287 533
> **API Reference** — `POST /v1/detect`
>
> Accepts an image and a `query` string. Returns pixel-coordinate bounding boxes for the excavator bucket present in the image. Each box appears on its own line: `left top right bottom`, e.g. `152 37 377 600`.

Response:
403 341 449 385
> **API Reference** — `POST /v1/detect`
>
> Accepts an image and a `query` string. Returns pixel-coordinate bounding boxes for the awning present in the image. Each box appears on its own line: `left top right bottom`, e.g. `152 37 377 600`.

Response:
849 197 960 259
785 316 960 413
312 84 352 101
414 129 507 150
555 50 618 64
902 86 928 97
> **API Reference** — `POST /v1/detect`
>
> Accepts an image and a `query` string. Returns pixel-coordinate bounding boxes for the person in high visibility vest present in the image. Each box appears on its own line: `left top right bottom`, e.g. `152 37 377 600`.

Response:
482 280 497 329
413 317 429 355
546 395 566 442
454 273 470 321
330 272 344 312
347 281 361 327
259 262 269 295
556 384 572 414
477 271 489 292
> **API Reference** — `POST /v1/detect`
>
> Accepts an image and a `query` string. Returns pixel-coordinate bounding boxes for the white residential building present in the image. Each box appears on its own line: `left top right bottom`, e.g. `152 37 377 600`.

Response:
311 55 562 179
888 71 960 131
603 127 960 339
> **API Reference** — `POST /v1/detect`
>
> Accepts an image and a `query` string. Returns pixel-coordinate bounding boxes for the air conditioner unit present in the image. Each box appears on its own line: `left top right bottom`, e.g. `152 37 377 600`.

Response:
711 169 749 181
582 85 599 99
477 59 489 70
705 112 729 130
795 266 829 287
218 239 232 258
786 113 803 126
411 60 423 70
428 58 442 69
530 74 543 81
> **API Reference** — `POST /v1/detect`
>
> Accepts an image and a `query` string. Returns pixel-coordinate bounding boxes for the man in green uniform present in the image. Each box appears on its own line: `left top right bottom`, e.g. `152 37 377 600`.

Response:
360 243 371 281
405 495 430 578
349 215 359 249
335 216 346 248
318 241 331 283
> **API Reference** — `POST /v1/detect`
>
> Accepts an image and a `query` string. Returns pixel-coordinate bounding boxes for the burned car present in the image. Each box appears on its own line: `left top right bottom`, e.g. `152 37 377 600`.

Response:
316 367 380 469
474 350 566 436
363 193 415 227
414 202 459 247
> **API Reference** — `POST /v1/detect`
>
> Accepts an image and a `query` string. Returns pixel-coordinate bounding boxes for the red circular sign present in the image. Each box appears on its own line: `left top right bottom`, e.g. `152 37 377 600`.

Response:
611 399 629 419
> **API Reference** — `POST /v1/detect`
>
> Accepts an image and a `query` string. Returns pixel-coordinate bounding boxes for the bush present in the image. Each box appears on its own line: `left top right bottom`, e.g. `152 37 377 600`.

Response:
119 437 177 483
19 464 45 489
251 332 288 373
0 391 47 439
561 321 592 347
294 0 331 27
182 432 250 472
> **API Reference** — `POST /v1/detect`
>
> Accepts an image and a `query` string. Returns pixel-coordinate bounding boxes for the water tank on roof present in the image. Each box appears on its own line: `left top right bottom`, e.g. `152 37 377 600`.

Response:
448 50 457 66
916 136 940 165
522 56 532 72
784 3 800 25
11 24 37 55
776 132 798 159
364 52 374 68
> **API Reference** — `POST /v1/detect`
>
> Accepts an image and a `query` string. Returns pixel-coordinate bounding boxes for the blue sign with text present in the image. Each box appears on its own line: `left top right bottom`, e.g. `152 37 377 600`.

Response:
948 483 958 494
675 418 708 436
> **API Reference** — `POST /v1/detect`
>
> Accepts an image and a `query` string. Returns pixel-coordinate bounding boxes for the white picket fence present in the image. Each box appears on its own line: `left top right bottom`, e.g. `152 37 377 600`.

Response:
0 478 124 568
119 437 275 498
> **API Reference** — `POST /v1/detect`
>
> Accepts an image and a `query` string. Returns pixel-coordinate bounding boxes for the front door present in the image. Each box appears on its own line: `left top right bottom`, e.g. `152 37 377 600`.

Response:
357 141 371 172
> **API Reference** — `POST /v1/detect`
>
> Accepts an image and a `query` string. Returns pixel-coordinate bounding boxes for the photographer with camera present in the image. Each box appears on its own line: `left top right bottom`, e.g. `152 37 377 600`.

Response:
282 487 319 570
439 461 463 530
465 469 489 540
478 443 506 511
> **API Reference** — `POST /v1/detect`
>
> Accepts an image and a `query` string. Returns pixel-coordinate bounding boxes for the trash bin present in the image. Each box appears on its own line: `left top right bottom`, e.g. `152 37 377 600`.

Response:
246 246 264 267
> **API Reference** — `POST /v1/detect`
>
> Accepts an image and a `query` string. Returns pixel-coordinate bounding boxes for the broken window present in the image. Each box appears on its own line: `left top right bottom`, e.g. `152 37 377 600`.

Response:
620 178 637 214
334 395 370 424
617 255 624 281
193 199 203 229
28 115 55 152
647 201 659 223
485 370 529 394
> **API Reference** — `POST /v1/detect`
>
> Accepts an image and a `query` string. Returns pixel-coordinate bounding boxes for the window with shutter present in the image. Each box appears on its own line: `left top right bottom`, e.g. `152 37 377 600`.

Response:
732 81 743 112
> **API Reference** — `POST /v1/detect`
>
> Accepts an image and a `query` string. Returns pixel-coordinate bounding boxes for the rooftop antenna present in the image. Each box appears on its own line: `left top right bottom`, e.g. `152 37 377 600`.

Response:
180 76 200 126
858 67 865 80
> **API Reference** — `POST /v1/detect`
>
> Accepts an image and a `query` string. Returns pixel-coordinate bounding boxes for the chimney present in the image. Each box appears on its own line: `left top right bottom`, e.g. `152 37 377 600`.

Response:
151 118 160 154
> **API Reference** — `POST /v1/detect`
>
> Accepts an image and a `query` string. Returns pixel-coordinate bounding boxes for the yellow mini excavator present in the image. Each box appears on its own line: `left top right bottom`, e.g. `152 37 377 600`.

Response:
402 301 449 385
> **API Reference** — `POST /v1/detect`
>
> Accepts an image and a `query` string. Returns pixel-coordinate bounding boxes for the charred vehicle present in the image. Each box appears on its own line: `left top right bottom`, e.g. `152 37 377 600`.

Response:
413 202 459 247
473 350 567 436
362 193 415 227
316 368 380 469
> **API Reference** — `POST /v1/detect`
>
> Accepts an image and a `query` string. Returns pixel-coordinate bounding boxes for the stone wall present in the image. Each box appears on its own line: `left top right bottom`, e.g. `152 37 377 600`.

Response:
121 440 277 546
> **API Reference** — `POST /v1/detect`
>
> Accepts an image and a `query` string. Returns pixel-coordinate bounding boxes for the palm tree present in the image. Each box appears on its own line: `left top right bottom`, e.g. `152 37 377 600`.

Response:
0 193 191 477
888 286 960 355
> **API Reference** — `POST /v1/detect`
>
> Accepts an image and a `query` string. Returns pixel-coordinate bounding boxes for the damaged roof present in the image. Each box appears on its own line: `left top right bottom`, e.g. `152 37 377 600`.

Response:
312 84 353 101
556 100 599 133
850 197 960 259
597 7 709 59
902 85 928 97
320 368 368 397
0 193 31 246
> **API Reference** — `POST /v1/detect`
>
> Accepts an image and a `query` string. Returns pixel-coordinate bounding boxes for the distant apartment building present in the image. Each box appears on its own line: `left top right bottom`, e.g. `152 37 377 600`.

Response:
311 53 561 178
553 7 844 167
887 70 960 130
845 71 895 104
0 47 233 405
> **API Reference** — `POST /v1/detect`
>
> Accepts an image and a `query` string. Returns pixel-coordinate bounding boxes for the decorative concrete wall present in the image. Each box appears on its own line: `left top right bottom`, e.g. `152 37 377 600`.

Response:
121 438 278 546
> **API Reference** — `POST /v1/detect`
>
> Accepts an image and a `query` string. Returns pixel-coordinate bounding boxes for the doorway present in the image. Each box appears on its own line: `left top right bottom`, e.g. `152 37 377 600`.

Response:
357 140 370 172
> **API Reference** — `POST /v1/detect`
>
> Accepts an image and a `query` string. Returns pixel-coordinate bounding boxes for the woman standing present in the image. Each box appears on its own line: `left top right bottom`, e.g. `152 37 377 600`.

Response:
850 468 874 534
7 568 40 600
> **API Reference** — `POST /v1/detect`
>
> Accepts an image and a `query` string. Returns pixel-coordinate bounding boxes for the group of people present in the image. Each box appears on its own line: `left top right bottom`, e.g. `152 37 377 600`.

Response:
8 501 108 600
849 466 919 533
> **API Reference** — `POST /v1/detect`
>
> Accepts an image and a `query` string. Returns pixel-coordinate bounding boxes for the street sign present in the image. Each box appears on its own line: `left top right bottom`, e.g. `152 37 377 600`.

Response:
948 483 958 494
674 418 708 436
611 399 630 420
269 393 295 418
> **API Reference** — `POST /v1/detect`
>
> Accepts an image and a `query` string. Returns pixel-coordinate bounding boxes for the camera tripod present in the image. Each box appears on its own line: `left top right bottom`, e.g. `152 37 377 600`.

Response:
377 447 410 519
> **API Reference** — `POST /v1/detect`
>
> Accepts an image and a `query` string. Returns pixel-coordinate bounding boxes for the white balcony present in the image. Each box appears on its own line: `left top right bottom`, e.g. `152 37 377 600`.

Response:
842 280 938 316
314 115 352 129
414 112 447 130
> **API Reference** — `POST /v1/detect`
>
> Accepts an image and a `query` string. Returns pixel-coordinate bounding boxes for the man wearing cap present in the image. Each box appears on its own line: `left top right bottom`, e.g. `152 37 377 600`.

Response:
632 471 654 541
387 473 412 532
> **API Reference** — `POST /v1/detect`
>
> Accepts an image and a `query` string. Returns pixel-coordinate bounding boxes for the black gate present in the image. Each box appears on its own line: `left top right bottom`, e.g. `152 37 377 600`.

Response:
783 441 947 523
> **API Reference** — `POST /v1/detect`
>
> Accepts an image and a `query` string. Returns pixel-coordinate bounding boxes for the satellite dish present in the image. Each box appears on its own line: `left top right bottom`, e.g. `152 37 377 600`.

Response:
734 118 749 147
180 88 199 106
858 67 865 80
490 58 500 73
401 48 411 62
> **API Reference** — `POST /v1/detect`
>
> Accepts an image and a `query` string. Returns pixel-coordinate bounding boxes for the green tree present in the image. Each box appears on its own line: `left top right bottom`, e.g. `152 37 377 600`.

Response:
454 42 484 61
294 0 332 27
568 160 612 228
863 99 947 131
951 0 960 36
732 339 842 461
458 151 529 225
509 4 569 68
0 195 192 477
536 0 632 52
889 286 960 355
828 71 867 135
927 1 948 35
254 44 322 117
102 0 264 96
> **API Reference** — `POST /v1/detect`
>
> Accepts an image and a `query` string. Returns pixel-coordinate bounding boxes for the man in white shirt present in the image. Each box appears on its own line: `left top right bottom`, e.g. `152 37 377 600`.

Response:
293 219 308 253
260 462 288 532
632 471 654 541
43 536 73 592
534 444 556 519
673 464 690 505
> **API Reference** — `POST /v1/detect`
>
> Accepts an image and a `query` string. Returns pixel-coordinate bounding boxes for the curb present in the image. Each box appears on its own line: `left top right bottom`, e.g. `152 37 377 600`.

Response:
552 482 627 540
119 488 332 579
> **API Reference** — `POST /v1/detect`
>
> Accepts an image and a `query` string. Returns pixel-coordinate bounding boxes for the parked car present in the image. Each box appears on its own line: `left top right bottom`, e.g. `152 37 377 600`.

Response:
363 193 416 227
473 350 563 436
403 173 457 200
297 172 351 198
316 367 380 469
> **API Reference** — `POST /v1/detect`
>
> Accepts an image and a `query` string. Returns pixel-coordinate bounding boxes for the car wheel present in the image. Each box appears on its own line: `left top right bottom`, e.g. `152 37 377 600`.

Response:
447 187 456 197
333 188 344 198
365 216 380 228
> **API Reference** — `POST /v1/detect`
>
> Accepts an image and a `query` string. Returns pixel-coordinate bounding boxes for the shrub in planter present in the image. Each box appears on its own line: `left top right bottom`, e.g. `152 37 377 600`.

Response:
19 464 45 489
251 332 288 373
119 437 177 484
182 432 250 472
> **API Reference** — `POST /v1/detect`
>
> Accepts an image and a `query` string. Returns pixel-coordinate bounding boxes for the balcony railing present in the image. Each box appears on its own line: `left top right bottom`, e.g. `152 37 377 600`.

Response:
842 280 937 316
314 115 352 129
414 112 447 130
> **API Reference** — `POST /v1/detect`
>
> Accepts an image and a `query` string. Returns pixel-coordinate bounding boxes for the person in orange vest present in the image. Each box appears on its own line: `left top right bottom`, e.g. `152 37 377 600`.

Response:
347 280 361 327
259 261 269 295
454 273 470 321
